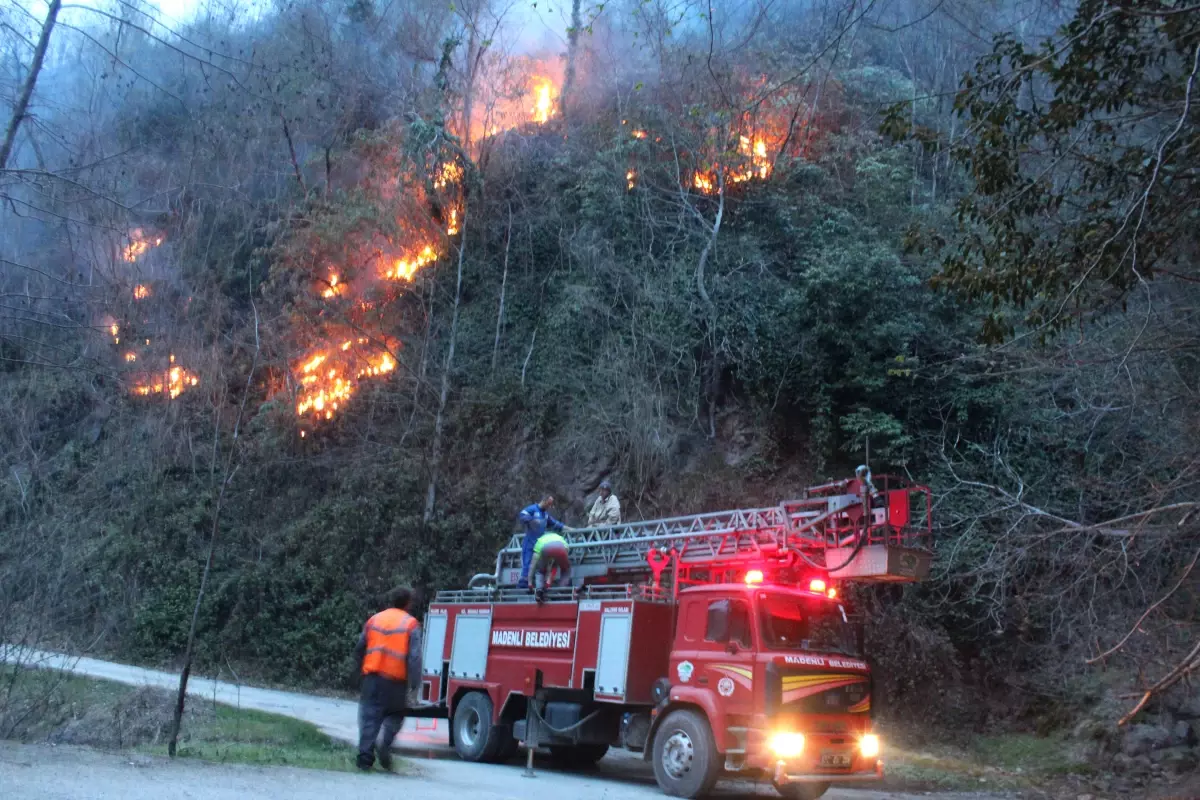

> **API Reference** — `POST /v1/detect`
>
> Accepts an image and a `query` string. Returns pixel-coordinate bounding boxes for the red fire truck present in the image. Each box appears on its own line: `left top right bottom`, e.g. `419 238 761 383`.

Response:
408 471 932 799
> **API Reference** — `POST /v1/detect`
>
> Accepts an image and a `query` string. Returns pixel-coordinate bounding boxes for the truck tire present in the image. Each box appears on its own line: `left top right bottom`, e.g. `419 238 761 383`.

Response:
452 692 503 763
651 709 721 798
774 783 830 800
549 743 609 768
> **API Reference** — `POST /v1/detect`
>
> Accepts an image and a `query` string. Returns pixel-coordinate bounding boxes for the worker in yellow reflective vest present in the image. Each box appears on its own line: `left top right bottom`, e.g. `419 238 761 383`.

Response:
353 586 422 771
529 532 572 603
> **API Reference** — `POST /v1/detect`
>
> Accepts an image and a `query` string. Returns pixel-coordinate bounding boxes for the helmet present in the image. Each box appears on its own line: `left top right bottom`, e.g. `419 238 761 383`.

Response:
599 480 612 491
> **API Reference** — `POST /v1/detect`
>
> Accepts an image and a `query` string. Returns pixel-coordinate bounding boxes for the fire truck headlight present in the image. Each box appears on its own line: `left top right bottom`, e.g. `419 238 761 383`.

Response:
859 734 880 758
769 732 805 759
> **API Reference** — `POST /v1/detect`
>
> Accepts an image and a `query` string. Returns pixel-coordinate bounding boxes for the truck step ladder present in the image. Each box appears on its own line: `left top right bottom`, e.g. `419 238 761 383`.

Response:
472 473 932 590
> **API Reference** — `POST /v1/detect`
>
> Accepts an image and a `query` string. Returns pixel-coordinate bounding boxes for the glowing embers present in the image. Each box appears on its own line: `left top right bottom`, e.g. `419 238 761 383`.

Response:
294 339 397 421
322 274 342 299
131 365 200 399
384 245 439 281
447 207 460 236
531 77 557 124
626 170 637 190
122 228 163 262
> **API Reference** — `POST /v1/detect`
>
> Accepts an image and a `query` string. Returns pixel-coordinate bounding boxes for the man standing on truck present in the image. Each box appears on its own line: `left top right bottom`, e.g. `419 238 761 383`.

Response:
518 495 566 588
586 479 621 527
352 586 421 772
529 531 571 602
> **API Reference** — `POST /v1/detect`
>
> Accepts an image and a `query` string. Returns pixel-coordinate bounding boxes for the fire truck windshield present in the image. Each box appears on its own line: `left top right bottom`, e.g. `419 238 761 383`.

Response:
757 592 858 656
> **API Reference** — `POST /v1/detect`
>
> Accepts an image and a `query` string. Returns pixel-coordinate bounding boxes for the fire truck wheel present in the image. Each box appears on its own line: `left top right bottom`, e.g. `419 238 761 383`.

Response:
549 744 609 768
651 709 721 798
773 782 829 800
452 692 503 763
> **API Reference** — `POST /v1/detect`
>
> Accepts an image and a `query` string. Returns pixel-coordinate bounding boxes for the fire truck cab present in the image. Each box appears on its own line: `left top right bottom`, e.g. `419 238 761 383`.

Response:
410 473 931 799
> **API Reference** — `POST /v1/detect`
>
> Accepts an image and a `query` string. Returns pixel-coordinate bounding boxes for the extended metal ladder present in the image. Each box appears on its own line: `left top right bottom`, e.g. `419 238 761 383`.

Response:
473 473 932 588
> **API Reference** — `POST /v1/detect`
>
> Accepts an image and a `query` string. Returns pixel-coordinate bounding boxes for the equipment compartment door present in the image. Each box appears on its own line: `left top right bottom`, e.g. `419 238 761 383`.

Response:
422 611 448 676
595 612 633 698
449 610 492 680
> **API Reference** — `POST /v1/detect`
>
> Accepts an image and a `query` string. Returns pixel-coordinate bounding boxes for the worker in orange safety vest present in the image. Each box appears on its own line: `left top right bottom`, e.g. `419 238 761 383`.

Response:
352 586 422 771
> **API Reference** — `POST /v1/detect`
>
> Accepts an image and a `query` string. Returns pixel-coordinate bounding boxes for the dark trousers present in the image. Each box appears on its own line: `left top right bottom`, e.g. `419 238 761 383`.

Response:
357 673 408 768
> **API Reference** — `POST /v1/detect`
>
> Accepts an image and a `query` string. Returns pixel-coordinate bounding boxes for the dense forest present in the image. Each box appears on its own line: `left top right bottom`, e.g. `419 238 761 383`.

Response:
1 0 1198 762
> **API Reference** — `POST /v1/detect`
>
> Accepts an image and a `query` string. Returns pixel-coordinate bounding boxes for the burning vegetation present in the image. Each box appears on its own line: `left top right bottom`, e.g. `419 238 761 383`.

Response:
122 228 163 263
131 366 200 399
105 230 203 402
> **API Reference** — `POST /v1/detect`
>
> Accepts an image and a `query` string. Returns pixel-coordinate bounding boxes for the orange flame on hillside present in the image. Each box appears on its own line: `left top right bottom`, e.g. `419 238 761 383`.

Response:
692 135 774 194
131 366 200 400
322 274 341 298
109 323 120 343
295 341 397 420
627 170 637 190
122 228 163 262
124 352 137 362
133 284 151 299
434 162 463 189
384 245 439 281
531 77 557 124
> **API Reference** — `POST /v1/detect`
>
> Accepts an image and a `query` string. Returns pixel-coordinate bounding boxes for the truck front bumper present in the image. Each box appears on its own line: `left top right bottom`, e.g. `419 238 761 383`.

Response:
772 758 883 785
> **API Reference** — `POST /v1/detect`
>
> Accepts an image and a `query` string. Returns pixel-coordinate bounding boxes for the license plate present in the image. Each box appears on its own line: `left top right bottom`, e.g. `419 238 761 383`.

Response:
819 752 851 768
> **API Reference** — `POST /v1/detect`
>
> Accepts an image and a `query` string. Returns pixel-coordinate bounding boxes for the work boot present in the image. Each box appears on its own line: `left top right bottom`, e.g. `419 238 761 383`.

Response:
535 588 546 604
356 754 374 772
376 730 394 772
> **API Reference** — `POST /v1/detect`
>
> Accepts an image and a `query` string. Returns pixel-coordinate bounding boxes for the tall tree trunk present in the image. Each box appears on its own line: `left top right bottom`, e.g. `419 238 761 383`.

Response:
167 309 260 756
424 206 467 522
561 0 583 124
491 204 512 376
695 176 725 439
461 24 478 152
0 0 61 171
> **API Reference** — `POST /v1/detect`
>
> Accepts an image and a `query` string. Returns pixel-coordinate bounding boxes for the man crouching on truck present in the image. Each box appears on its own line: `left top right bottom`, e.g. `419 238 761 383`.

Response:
353 586 422 771
529 532 571 603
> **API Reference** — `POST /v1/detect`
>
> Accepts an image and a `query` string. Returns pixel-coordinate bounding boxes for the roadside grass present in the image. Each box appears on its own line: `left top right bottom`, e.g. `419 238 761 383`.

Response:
156 703 358 772
883 732 1094 790
0 666 370 773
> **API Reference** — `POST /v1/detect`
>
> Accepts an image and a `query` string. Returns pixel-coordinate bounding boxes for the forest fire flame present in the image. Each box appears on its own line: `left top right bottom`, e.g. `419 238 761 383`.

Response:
133 284 151 299
384 244 439 281
627 170 637 190
295 342 397 420
131 366 200 399
692 135 774 194
531 77 557 124
122 228 163 262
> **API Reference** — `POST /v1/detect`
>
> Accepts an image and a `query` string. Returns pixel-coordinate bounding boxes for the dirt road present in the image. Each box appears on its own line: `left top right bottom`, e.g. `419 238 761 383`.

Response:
2 649 1015 800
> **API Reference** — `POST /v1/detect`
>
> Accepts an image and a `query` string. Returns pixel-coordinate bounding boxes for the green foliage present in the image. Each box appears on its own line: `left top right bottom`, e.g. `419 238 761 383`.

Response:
890 1 1200 341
